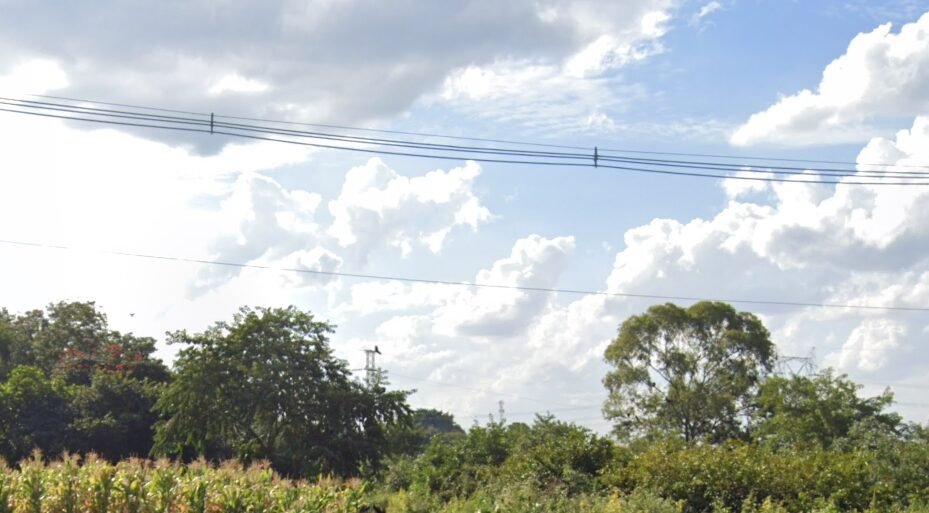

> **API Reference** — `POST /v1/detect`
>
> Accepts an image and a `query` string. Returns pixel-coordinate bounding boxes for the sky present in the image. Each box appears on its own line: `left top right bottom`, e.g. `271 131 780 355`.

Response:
2 0 929 431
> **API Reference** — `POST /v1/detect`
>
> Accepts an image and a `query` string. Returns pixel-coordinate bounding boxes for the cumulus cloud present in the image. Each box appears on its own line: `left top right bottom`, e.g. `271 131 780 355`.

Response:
583 116 929 419
0 106 319 361
433 234 575 338
837 319 905 371
333 234 586 418
192 172 326 292
732 11 929 146
0 0 676 150
338 234 575 336
721 170 774 199
327 158 492 263
0 94 499 365
331 115 929 424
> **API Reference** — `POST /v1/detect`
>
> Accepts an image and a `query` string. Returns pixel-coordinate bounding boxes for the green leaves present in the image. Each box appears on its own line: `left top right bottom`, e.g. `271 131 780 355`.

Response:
750 370 902 450
603 301 776 443
154 306 411 477
0 456 367 513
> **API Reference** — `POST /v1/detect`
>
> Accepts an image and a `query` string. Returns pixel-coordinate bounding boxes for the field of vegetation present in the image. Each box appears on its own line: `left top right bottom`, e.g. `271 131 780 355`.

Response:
2 301 929 512
0 456 374 513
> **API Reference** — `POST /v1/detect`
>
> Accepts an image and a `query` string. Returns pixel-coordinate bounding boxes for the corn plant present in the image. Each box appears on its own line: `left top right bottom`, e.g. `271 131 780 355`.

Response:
145 461 176 513
0 462 12 513
0 456 365 513
46 455 80 513
114 460 148 513
12 454 44 513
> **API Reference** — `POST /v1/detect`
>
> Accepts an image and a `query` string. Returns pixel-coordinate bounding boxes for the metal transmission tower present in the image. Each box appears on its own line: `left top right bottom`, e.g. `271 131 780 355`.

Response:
486 400 507 425
775 348 817 377
363 345 383 388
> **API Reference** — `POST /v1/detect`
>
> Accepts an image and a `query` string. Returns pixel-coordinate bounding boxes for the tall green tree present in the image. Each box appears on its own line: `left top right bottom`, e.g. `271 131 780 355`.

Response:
153 306 411 477
751 370 901 449
0 366 74 463
5 301 169 384
0 301 170 461
603 301 775 442
70 369 165 460
0 310 16 379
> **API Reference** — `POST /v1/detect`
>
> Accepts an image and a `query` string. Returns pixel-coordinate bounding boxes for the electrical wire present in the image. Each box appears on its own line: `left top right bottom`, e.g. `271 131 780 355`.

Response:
29 93 929 171
3 95 929 185
2 238 927 313
13 96 926 180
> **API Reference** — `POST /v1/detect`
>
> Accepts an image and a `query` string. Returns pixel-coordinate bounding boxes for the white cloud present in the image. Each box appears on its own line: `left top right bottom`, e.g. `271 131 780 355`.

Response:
836 319 905 371
192 172 326 293
732 12 929 146
0 107 316 361
0 77 500 366
337 234 575 338
433 1 673 135
332 234 586 418
0 0 676 150
432 234 575 338
208 73 271 95
0 59 68 94
578 116 929 414
438 61 651 135
691 1 722 26
721 170 773 199
327 158 492 263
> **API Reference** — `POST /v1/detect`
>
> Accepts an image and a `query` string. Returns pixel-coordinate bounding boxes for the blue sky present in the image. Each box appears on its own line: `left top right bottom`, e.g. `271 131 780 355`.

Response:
2 0 929 430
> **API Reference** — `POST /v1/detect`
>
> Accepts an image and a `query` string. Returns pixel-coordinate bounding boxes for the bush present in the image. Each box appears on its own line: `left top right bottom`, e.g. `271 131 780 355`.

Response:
610 439 929 513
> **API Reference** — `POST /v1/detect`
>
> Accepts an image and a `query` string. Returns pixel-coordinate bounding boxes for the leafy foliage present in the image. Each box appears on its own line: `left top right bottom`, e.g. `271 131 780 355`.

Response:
70 371 165 460
0 302 170 464
0 367 73 463
3 299 929 513
389 417 616 503
751 370 901 449
614 437 929 513
603 301 776 442
154 306 412 477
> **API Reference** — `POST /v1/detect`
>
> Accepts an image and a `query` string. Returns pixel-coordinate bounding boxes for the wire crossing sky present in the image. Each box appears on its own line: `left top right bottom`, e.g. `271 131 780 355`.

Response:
2 238 927 313
4 95 929 185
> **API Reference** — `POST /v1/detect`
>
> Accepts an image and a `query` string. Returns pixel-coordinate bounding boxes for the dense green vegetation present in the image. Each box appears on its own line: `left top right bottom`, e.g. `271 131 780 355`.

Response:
0 456 373 513
1 300 928 512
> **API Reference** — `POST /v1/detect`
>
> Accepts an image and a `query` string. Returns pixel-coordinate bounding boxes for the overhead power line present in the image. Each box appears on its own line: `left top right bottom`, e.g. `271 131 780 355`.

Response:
28 93 929 172
3 95 929 185
2 238 927 313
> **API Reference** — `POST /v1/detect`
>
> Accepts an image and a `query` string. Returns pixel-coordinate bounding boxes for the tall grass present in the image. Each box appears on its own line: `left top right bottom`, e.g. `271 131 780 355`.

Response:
0 454 368 513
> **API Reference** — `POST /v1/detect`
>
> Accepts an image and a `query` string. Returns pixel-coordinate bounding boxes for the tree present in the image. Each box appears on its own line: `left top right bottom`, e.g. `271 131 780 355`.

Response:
0 366 74 463
153 306 412 477
413 409 465 439
70 369 165 460
750 370 902 449
0 310 16 379
390 408 466 455
5 301 169 384
603 301 775 442
0 302 171 462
